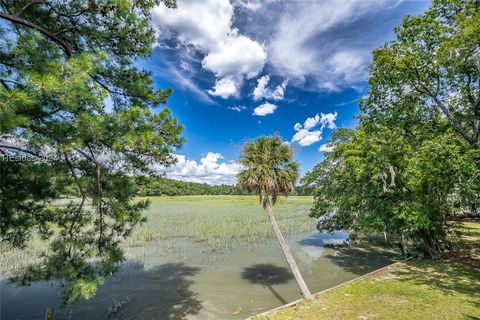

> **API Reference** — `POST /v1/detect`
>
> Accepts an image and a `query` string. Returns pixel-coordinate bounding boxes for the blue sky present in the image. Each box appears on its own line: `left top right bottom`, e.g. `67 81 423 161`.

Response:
144 0 429 185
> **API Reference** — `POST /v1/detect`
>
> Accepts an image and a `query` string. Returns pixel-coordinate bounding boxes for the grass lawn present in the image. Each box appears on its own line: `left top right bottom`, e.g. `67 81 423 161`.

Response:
253 221 480 320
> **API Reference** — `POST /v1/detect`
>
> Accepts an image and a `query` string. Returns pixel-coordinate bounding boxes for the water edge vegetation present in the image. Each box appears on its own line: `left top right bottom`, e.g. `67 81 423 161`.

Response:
0 195 316 278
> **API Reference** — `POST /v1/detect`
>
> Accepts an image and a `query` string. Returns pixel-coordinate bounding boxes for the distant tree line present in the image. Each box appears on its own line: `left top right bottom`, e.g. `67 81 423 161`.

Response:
134 176 245 196
133 176 314 196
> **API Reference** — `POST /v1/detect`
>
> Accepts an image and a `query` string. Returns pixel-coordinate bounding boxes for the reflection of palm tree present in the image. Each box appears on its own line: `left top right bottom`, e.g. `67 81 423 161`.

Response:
238 137 313 300
241 264 292 304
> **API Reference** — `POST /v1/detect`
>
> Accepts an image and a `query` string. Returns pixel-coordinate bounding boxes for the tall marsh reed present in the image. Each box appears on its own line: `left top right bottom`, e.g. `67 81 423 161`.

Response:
0 196 315 276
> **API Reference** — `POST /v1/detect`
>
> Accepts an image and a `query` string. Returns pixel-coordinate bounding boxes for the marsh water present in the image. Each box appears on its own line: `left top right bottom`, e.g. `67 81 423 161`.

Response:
1 230 398 320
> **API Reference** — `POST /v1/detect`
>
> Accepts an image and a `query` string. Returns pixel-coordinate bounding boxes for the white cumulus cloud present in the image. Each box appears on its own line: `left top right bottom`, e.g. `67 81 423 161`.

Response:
252 102 277 116
319 112 337 129
163 152 243 185
252 75 288 101
228 105 247 112
202 34 266 80
271 79 288 100
303 114 320 130
252 75 270 100
208 77 238 98
152 0 233 51
292 112 338 146
152 0 267 99
292 129 322 147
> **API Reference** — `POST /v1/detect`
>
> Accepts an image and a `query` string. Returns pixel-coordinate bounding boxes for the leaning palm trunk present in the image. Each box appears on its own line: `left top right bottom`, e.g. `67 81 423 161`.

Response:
238 136 312 301
265 201 314 300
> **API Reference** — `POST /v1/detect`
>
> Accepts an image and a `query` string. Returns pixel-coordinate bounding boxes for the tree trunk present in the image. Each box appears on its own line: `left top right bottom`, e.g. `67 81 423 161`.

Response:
399 231 408 258
419 229 443 259
265 202 314 301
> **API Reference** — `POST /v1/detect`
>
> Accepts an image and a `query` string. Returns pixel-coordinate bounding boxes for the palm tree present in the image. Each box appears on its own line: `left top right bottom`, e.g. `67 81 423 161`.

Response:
237 136 313 301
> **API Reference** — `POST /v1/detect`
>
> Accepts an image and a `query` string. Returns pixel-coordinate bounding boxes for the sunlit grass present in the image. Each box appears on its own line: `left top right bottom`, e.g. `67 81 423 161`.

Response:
125 196 314 247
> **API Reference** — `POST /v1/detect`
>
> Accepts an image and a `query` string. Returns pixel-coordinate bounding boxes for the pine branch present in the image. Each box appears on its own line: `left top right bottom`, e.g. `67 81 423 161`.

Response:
0 11 72 56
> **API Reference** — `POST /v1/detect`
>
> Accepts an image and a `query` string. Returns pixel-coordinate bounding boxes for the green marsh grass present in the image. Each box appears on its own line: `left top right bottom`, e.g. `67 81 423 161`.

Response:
0 233 50 278
125 196 315 247
0 195 315 277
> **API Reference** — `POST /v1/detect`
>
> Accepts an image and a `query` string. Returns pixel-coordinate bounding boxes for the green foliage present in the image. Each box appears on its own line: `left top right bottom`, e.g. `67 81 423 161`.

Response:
0 159 60 247
238 136 300 207
132 176 312 197
366 0 480 146
0 0 183 304
304 0 480 259
64 277 105 305
304 119 478 258
134 176 247 196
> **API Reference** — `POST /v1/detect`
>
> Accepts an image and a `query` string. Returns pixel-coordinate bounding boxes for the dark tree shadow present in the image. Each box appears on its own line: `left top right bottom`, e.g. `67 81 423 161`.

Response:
241 264 293 304
323 240 400 276
395 260 480 311
1 262 202 320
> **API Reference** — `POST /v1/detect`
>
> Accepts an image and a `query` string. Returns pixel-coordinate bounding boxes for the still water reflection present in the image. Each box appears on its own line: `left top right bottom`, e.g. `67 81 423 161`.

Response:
1 231 398 320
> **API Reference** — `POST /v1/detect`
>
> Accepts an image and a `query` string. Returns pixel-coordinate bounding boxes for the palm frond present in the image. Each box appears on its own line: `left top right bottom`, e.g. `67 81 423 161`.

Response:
237 136 299 207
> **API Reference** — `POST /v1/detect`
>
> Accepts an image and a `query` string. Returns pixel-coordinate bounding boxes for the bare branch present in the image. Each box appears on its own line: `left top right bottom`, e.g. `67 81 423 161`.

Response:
431 96 474 144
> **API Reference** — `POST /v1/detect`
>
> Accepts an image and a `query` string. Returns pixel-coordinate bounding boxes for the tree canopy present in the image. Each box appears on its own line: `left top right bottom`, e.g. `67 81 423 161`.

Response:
134 176 245 196
238 136 300 208
366 0 480 146
0 0 183 304
303 0 480 259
